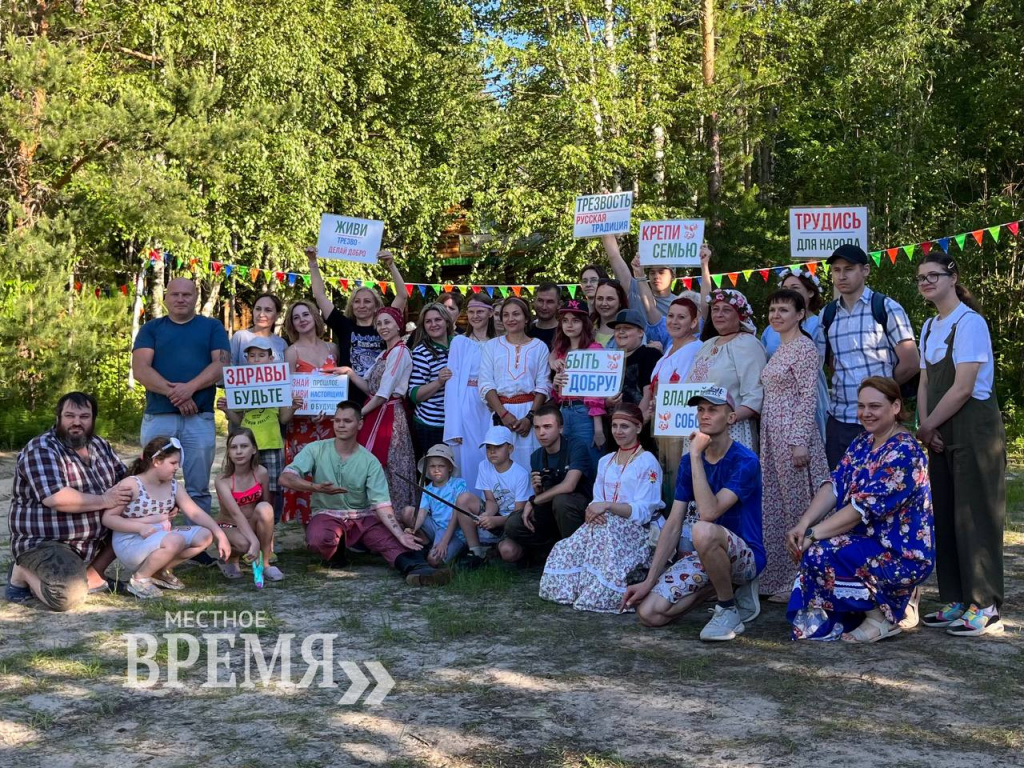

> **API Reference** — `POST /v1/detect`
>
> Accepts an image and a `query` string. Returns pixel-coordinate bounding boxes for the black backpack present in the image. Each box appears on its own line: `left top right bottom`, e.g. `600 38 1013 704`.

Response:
822 291 919 400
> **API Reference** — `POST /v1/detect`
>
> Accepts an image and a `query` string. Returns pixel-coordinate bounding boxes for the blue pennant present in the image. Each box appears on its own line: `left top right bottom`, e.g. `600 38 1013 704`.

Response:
937 237 950 253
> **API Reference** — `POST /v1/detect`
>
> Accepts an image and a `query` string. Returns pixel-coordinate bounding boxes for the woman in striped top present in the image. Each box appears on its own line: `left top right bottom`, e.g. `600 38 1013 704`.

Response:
409 303 455 459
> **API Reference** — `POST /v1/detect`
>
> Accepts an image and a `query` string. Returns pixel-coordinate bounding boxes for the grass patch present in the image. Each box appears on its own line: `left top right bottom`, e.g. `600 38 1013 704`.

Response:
0 642 113 679
423 601 491 640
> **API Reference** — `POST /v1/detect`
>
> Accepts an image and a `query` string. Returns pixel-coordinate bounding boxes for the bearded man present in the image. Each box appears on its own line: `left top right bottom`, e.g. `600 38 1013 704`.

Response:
6 392 132 611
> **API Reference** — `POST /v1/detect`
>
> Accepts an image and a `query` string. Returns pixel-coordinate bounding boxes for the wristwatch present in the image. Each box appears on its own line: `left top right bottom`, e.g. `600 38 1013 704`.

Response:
525 410 535 421
804 526 818 542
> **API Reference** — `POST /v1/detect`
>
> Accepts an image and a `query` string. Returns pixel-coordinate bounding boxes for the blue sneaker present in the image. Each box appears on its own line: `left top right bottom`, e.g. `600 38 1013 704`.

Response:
946 605 1004 637
5 563 32 603
922 602 964 628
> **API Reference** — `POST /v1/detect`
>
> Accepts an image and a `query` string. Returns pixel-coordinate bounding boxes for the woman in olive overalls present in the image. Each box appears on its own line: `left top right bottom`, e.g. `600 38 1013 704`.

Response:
915 253 1005 637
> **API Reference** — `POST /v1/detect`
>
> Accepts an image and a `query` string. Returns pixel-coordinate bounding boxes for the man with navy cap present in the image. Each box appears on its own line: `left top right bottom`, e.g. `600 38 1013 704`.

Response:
821 244 918 468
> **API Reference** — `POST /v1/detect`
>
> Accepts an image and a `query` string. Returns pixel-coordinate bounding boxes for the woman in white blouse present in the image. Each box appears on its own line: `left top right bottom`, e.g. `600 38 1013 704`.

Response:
686 289 767 453
539 403 665 613
478 297 550 468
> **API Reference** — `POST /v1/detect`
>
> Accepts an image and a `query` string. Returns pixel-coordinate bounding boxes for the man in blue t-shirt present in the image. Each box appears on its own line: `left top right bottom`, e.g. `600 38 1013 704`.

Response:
622 385 764 642
131 278 230 513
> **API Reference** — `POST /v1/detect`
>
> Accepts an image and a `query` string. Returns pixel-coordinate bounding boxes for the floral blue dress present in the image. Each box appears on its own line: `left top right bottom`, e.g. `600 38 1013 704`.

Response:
787 432 934 640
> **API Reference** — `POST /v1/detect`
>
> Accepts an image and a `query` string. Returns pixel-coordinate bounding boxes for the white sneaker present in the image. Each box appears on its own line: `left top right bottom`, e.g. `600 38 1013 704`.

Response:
734 577 760 623
700 604 745 642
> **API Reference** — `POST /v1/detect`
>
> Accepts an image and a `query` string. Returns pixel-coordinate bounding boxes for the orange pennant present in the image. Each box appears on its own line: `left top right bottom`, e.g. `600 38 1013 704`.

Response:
887 248 898 264
727 272 739 287
249 268 260 282
512 286 522 297
971 230 984 246
807 262 817 275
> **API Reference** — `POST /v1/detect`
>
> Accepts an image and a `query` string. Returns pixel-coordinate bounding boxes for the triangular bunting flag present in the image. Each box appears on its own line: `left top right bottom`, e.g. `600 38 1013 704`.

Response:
937 238 950 253
1008 222 1020 238
340 279 349 291
512 286 523 297
224 265 234 277
887 248 898 263
987 226 1001 243
461 285 471 294
355 280 364 288
486 287 495 298
971 230 984 246
431 284 441 295
472 285 482 294
442 283 453 293
302 275 311 287
249 268 260 282
211 261 223 273
406 285 414 297
176 256 184 269
287 273 297 286
819 262 830 276
377 281 388 294
711 274 723 288
902 245 915 260
759 269 770 282
807 262 818 275
727 272 739 287
742 270 753 282
497 286 508 298
870 252 881 266
683 277 693 291
120 284 128 295
567 284 579 298
954 234 967 250
921 242 932 256
417 285 426 297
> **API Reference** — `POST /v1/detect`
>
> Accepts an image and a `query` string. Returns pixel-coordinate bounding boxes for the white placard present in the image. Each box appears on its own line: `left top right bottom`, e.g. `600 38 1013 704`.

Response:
317 214 385 264
789 206 868 261
573 192 634 239
638 219 705 267
293 373 350 416
652 382 714 437
223 364 292 410
561 350 626 399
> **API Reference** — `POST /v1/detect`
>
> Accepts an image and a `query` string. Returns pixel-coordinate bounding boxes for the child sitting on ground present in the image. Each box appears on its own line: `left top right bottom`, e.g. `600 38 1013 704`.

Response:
102 436 231 599
214 428 284 582
456 426 532 563
400 444 468 567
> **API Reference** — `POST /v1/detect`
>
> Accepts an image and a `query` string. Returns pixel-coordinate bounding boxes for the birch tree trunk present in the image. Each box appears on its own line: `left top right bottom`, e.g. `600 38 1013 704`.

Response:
702 0 721 206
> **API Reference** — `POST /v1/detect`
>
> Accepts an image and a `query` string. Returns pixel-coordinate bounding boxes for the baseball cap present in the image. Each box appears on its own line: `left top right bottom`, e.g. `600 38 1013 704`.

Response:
243 336 274 352
826 244 869 265
558 298 590 316
607 308 647 330
480 425 515 448
417 443 457 475
687 385 736 411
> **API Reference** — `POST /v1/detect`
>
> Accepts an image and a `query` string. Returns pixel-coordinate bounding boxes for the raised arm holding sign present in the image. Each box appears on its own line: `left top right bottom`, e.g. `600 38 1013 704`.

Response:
573 192 633 239
317 214 385 264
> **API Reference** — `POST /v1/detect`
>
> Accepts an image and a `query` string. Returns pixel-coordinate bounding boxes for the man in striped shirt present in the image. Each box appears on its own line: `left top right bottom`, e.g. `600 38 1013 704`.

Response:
7 392 130 610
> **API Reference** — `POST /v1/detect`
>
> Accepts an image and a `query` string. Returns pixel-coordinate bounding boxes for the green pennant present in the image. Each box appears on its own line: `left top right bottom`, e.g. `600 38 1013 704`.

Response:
819 262 830 276
176 256 184 269
568 284 579 298
988 226 1001 243
430 284 441 295
902 244 915 260
302 274 311 287
742 270 753 282
954 234 967 250
711 273 723 288
497 286 509 298
870 251 881 266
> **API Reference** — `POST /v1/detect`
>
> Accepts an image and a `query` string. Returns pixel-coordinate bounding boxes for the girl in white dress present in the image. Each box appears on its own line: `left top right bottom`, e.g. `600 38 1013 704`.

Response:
478 298 550 469
539 404 664 613
444 295 497 491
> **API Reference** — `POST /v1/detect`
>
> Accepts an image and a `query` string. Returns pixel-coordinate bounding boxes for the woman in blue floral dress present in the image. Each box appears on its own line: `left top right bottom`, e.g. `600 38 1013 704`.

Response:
785 377 934 643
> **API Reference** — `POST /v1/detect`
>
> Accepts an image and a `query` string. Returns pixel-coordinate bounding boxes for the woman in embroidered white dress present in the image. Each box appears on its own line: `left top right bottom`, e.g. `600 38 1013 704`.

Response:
444 294 497 491
478 297 550 468
539 404 665 613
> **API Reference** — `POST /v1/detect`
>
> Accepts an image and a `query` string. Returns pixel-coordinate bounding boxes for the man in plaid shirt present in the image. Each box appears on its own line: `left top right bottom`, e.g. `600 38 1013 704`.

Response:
7 392 131 611
825 245 920 468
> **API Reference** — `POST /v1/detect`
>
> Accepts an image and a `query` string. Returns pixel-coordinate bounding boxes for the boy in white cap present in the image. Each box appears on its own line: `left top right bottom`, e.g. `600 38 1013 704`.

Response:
456 425 532 563
622 385 764 641
400 444 469 566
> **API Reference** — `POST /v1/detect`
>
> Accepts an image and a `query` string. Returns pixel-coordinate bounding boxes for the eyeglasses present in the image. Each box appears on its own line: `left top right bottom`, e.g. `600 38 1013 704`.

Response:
153 437 182 457
915 272 952 285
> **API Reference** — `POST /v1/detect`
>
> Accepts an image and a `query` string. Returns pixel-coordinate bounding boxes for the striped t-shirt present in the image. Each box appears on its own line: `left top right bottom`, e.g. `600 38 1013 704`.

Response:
410 340 451 427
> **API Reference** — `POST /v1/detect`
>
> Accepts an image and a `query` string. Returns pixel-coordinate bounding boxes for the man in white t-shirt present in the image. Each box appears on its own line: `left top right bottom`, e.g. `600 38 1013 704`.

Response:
455 426 532 564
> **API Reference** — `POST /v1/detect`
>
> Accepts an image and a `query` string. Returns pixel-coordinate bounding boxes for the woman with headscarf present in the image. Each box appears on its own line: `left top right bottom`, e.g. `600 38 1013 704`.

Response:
685 289 767 453
340 307 416 513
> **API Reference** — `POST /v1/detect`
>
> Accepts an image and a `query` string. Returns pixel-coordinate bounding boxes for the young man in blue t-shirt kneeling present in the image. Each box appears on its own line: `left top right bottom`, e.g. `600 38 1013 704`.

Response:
622 385 764 641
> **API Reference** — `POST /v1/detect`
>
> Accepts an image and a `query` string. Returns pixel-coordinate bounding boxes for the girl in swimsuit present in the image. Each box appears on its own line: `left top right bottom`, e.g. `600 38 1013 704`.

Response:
214 429 284 582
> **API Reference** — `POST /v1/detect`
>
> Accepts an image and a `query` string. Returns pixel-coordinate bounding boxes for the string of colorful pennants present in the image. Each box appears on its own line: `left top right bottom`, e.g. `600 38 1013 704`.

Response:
150 218 1021 298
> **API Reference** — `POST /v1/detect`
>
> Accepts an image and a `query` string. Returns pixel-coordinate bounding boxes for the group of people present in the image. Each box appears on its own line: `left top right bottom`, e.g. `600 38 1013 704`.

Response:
6 239 1007 644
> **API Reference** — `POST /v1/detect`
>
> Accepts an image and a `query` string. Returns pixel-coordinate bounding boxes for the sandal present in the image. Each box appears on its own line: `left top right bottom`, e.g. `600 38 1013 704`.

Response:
898 587 921 629
127 576 163 600
841 616 902 644
263 565 284 582
150 570 185 590
217 560 243 580
767 589 792 604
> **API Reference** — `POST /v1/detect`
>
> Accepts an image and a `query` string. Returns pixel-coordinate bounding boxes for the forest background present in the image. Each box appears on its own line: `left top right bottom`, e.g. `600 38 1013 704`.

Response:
1 0 1021 450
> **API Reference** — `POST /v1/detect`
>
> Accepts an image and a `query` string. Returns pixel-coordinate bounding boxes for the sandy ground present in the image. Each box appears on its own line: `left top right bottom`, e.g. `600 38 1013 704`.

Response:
0 444 1021 768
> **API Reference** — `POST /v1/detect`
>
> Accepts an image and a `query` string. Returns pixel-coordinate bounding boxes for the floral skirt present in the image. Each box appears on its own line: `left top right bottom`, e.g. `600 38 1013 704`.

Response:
787 534 933 640
539 515 651 613
282 416 333 526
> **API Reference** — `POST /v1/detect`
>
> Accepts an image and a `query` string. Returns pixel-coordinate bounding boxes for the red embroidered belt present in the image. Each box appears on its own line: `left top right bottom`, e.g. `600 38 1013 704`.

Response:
498 393 535 405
